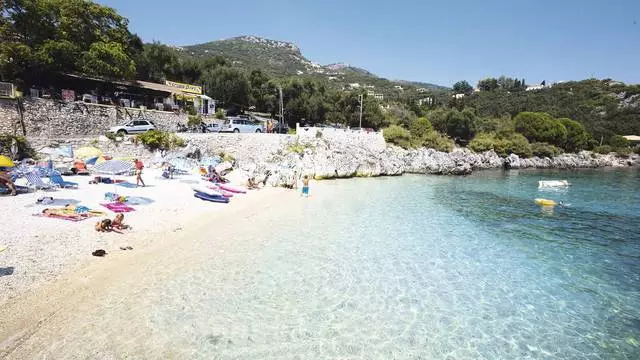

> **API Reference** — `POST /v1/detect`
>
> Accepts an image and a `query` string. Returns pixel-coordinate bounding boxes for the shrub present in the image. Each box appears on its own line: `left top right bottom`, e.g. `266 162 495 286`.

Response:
508 133 533 158
558 118 591 152
608 135 630 148
287 143 305 154
218 151 235 163
615 147 632 158
187 115 203 128
593 145 613 154
530 142 562 158
514 112 567 147
214 108 226 120
409 117 433 139
383 125 412 149
0 134 37 160
468 133 498 153
104 132 118 141
287 127 296 135
421 131 454 152
469 132 532 157
315 130 323 138
137 130 185 155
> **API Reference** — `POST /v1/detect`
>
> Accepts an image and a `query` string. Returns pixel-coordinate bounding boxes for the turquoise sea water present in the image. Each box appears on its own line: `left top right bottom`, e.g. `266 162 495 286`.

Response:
153 169 639 359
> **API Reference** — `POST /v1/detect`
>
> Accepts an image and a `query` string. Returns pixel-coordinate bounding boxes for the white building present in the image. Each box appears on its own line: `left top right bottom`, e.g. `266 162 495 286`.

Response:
374 93 384 101
416 88 428 93
525 85 545 91
394 85 404 91
366 90 375 96
417 97 433 106
348 83 361 89
453 93 465 99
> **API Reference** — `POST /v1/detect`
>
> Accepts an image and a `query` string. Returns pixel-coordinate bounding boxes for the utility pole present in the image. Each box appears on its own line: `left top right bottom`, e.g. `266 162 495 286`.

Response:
279 87 284 129
358 93 363 128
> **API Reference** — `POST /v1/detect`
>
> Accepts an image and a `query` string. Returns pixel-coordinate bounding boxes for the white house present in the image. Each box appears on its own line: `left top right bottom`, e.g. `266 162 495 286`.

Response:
366 90 375 96
374 93 384 101
417 97 433 106
416 88 428 93
525 85 545 91
394 85 404 91
348 83 361 89
453 93 465 99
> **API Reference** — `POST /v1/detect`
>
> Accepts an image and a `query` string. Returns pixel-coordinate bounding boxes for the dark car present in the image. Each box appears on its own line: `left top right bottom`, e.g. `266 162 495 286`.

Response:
271 122 289 134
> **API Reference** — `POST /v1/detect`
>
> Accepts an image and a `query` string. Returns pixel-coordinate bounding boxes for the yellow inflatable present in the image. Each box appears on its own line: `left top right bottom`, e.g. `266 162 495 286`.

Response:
535 198 557 206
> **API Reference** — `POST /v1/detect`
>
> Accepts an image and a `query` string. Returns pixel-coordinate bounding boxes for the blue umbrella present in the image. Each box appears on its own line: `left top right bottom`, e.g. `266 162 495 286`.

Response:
91 159 134 175
86 156 99 165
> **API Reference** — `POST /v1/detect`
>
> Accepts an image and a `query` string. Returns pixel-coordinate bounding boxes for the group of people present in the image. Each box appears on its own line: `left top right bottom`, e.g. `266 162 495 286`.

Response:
95 213 130 232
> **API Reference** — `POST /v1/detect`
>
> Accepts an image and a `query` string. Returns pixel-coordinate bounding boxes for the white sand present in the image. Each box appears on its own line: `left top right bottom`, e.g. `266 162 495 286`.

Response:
0 169 278 305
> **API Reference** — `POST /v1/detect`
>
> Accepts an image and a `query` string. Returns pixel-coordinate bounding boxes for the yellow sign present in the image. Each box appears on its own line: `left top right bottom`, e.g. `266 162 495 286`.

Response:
165 81 202 94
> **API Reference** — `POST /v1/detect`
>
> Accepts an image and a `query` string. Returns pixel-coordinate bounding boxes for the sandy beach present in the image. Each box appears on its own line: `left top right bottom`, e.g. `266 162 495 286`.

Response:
0 168 301 357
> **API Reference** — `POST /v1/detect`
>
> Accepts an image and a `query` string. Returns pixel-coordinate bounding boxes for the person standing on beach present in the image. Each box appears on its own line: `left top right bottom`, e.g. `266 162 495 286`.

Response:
134 158 145 187
301 175 310 197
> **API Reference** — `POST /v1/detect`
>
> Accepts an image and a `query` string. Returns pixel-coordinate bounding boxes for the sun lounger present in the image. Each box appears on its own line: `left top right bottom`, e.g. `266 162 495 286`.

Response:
49 172 78 188
24 171 56 190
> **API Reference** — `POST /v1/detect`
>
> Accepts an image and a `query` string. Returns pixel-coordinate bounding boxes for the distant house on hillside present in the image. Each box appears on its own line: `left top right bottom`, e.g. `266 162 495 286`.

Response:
417 97 433 106
348 83 361 89
374 93 384 101
394 85 404 91
526 85 545 91
453 93 465 99
417 88 428 93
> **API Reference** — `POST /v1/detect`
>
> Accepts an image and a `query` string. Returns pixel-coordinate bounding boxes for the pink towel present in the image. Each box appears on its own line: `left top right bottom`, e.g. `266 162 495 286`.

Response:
101 202 135 213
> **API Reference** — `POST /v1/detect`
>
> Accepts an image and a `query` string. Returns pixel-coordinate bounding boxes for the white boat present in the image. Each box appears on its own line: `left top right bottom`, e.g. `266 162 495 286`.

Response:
538 180 570 188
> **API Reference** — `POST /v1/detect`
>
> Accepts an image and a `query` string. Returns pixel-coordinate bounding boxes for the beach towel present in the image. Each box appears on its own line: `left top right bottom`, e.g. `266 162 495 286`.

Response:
104 192 127 203
34 212 97 222
117 182 137 188
101 202 135 213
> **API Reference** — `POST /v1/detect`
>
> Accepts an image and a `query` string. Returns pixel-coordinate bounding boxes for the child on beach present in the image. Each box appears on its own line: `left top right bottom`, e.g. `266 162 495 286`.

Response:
134 159 145 187
95 219 112 232
301 175 310 197
111 213 130 230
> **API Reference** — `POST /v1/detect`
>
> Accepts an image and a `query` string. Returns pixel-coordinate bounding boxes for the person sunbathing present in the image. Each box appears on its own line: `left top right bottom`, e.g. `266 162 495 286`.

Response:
95 219 112 232
111 213 130 230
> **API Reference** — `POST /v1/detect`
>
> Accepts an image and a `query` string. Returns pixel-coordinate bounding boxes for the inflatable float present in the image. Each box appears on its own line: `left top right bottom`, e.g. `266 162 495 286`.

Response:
191 184 224 197
538 180 570 188
216 183 247 194
203 183 234 197
194 192 230 203
535 198 557 206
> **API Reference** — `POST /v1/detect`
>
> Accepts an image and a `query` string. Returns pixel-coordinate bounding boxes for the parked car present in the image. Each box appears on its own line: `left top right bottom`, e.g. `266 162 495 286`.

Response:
219 118 264 133
108 120 156 135
270 122 289 134
203 123 221 133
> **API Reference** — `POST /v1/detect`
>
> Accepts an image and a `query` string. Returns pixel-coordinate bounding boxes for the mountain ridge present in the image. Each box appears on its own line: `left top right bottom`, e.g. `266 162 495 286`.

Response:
182 35 447 91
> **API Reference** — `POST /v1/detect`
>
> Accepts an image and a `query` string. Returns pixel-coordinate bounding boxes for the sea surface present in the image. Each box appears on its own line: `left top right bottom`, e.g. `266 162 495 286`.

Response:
146 169 639 359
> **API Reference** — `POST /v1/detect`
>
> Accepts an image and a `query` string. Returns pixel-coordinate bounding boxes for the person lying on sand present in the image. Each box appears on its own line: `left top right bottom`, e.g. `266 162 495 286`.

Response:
95 219 112 232
111 213 130 230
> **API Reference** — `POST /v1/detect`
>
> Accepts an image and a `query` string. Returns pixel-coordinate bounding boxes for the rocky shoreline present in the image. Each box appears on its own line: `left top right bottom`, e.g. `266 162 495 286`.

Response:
215 136 639 187
28 134 639 187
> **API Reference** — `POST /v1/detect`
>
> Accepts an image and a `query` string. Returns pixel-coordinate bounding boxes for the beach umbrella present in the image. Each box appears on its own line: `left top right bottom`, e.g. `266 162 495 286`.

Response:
91 159 134 175
86 156 99 166
75 147 102 160
0 155 15 168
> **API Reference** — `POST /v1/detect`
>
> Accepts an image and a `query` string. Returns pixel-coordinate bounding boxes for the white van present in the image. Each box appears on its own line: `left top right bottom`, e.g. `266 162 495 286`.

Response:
219 118 264 133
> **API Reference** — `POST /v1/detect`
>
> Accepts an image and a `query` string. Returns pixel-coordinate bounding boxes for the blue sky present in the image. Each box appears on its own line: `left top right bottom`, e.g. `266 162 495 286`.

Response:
99 0 640 86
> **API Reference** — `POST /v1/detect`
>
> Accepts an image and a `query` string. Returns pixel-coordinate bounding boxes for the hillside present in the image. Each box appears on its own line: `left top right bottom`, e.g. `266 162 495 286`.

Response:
182 36 446 94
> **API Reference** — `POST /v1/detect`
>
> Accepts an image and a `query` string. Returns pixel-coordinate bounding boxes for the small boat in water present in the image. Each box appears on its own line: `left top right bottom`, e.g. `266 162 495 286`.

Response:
538 180 570 188
535 198 557 206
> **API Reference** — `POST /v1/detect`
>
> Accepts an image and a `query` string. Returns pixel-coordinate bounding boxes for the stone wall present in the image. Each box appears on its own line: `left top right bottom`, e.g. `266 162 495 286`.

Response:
0 98 188 137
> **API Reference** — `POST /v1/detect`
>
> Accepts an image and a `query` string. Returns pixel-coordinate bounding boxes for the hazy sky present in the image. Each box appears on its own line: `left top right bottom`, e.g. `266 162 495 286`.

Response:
98 0 640 86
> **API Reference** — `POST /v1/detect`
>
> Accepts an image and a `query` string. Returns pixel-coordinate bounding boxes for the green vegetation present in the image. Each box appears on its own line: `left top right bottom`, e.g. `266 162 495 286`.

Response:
514 112 567 147
0 134 36 159
137 130 185 154
419 131 454 152
187 115 203 128
214 108 226 120
530 142 562 158
593 145 613 154
0 0 141 85
468 133 532 157
383 125 412 149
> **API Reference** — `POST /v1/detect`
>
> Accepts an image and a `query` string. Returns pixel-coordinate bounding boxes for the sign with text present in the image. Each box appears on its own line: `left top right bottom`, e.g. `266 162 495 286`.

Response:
165 81 202 94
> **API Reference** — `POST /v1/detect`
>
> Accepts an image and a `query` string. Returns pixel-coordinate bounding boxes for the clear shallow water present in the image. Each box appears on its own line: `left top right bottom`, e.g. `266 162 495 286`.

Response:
152 170 638 358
